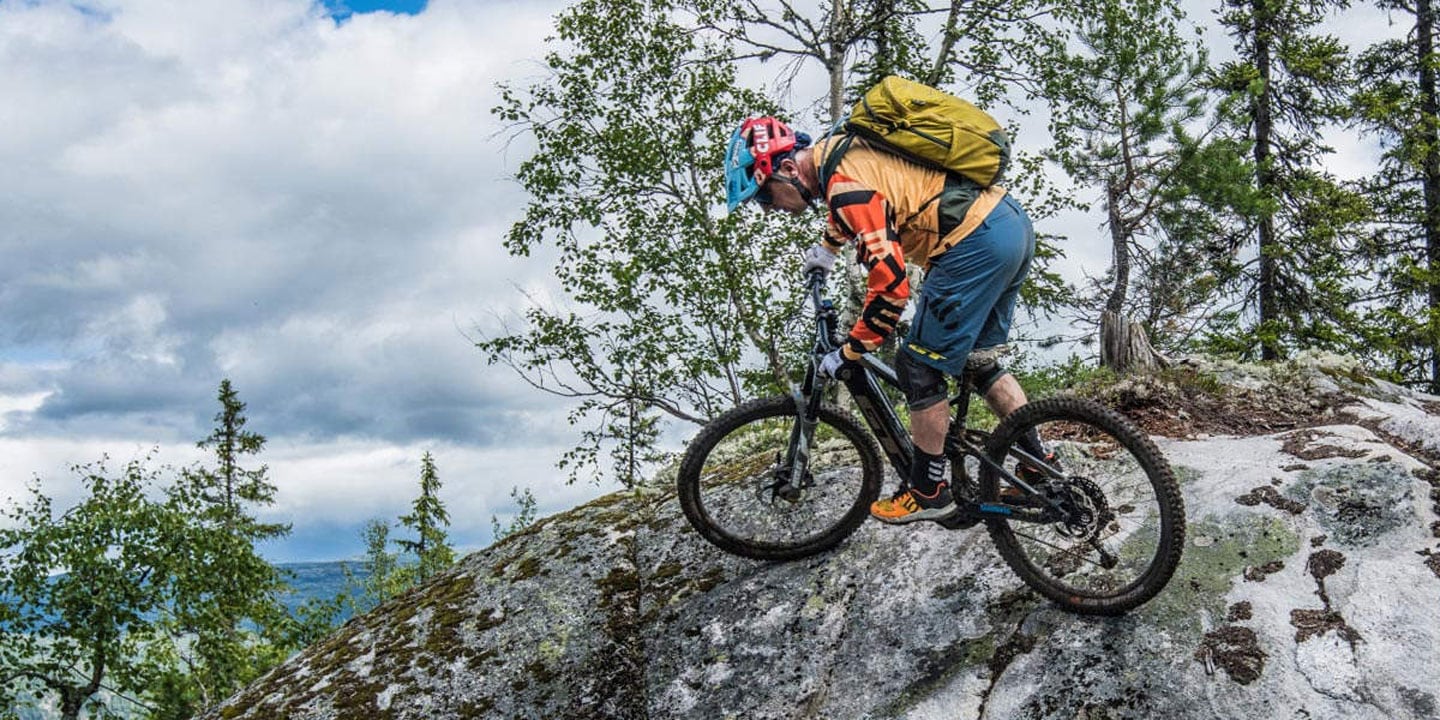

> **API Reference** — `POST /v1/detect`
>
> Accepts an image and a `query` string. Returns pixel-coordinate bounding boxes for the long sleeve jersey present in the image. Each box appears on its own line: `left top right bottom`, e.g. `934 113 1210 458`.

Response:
813 135 1008 360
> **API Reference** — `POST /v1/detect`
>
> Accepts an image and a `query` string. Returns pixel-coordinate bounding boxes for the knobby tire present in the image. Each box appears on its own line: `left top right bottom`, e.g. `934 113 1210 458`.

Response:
677 397 883 561
980 395 1185 615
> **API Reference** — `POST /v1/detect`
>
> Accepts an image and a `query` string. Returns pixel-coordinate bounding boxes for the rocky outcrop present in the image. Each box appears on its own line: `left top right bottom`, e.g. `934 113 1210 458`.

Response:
205 355 1440 720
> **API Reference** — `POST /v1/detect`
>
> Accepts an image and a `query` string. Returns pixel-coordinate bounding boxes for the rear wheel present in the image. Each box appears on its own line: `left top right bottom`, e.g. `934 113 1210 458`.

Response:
677 397 883 561
979 396 1185 615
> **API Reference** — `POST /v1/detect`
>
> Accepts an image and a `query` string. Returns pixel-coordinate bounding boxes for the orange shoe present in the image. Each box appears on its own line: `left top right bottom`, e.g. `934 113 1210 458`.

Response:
870 482 956 524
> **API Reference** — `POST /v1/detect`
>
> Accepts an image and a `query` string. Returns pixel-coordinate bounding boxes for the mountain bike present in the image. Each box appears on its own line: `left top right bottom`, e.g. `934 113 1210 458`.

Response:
676 271 1185 615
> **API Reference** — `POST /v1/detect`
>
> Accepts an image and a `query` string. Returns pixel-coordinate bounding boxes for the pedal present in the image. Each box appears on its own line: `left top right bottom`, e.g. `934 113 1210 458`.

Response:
935 509 982 530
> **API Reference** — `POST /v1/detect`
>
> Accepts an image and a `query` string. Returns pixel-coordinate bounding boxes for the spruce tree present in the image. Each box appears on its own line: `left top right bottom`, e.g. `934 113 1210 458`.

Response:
1208 0 1369 359
156 379 291 715
1352 0 1440 391
396 452 455 583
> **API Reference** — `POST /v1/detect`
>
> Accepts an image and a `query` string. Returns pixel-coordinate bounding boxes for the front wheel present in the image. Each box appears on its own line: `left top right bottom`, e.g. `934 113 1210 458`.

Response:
980 396 1185 615
677 397 883 561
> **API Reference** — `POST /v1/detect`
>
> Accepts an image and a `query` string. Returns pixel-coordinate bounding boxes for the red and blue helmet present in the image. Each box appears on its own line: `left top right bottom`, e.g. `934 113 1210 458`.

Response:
725 117 808 211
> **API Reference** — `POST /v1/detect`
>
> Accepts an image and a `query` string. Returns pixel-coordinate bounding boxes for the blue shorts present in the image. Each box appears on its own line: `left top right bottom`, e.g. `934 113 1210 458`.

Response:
902 194 1035 377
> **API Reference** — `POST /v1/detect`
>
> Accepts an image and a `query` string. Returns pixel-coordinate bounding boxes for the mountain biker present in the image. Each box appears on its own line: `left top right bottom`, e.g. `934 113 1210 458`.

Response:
725 116 1051 525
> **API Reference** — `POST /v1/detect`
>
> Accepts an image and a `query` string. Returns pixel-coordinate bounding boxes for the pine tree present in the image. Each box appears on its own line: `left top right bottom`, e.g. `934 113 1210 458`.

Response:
1352 0 1440 391
1207 0 1370 360
396 452 455 583
155 379 292 715
1044 0 1213 369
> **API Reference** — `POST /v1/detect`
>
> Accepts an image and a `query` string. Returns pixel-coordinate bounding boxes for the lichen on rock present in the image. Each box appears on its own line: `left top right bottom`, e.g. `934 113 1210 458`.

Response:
1287 462 1415 546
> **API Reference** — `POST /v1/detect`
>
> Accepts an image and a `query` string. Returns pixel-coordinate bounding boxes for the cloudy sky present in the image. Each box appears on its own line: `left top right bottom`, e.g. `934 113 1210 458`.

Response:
0 0 593 561
0 0 1402 562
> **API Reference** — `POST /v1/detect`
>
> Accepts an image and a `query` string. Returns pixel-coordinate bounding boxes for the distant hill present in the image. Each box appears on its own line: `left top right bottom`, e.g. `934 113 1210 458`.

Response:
278 560 366 618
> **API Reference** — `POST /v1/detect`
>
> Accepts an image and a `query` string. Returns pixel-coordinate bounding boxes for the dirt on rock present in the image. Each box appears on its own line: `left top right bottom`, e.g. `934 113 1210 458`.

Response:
1235 486 1308 515
1290 609 1362 649
1280 429 1370 461
1226 602 1254 622
1244 561 1285 582
1195 626 1267 685
1306 550 1346 581
1079 367 1352 440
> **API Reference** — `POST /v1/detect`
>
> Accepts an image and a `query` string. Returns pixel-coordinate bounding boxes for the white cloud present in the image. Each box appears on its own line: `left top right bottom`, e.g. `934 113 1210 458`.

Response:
0 392 51 433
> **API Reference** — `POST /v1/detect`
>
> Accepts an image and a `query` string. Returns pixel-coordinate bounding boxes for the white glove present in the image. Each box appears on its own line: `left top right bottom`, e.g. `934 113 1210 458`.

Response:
801 243 838 277
818 348 847 378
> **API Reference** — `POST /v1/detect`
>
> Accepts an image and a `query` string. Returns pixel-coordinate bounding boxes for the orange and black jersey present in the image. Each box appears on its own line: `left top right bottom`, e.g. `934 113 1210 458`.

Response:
813 135 1006 360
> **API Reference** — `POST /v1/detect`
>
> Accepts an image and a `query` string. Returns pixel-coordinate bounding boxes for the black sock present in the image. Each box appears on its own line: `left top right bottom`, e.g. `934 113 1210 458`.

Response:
1018 427 1047 463
910 448 947 495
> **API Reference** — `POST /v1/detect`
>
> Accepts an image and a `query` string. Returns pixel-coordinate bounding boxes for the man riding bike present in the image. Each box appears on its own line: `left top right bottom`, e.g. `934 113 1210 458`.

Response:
725 116 1050 525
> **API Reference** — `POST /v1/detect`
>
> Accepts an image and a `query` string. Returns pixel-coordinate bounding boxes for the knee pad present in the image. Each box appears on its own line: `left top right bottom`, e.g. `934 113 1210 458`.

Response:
969 358 1009 395
896 350 949 411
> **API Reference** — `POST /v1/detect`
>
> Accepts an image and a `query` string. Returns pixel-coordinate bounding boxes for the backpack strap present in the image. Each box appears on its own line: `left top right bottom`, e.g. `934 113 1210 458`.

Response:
819 128 953 232
816 124 855 193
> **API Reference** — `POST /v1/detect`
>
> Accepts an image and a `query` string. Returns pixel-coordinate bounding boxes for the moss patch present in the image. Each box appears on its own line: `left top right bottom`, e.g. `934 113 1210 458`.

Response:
1172 464 1205 487
1137 516 1299 636
1288 462 1414 546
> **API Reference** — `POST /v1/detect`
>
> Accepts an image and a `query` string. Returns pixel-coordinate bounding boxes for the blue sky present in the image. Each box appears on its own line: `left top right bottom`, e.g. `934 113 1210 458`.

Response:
321 0 427 19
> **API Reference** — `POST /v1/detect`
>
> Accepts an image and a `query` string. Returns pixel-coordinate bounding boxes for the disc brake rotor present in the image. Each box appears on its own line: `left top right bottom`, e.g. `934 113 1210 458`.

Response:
756 452 806 504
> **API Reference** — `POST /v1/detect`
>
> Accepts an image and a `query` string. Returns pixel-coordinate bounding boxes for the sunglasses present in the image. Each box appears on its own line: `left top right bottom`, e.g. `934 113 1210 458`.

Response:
755 182 775 207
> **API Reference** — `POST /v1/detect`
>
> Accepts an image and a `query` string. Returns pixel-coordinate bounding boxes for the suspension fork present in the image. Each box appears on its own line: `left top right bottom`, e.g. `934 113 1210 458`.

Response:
781 278 837 494
783 363 825 493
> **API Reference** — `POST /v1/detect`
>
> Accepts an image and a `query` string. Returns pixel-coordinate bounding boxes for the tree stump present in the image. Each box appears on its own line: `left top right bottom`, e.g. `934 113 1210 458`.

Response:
1100 310 1169 373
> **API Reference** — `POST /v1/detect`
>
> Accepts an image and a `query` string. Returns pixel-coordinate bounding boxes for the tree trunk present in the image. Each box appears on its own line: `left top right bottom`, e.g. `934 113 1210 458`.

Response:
925 1 964 86
1252 0 1280 361
827 0 850 124
1418 0 1440 393
1100 311 1169 374
1104 180 1130 316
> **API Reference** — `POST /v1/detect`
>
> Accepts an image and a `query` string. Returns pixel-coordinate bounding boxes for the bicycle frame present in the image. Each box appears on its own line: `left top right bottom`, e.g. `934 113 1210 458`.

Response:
789 272 1063 523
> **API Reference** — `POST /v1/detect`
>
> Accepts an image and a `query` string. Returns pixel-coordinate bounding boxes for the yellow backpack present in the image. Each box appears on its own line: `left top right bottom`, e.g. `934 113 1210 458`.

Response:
820 76 1011 188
